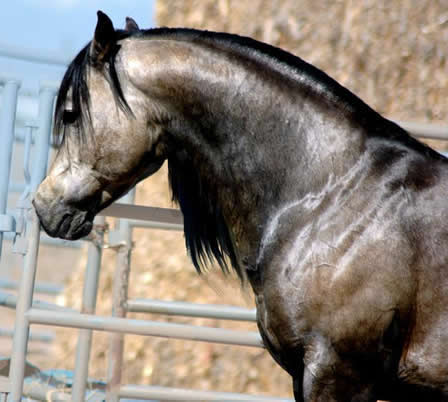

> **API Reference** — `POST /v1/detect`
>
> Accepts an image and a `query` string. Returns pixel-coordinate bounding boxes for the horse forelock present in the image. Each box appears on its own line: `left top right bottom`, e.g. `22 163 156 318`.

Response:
54 30 133 147
54 43 90 146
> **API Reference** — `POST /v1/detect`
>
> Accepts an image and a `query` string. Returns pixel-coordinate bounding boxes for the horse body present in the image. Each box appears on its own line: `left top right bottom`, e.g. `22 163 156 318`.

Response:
33 12 448 400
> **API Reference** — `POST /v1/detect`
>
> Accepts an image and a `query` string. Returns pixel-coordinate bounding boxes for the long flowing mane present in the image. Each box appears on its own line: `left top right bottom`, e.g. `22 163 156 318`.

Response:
168 151 241 278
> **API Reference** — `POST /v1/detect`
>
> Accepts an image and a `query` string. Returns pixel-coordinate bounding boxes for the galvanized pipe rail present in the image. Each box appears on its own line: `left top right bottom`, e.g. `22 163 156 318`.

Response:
26 309 264 348
0 291 75 313
2 81 56 402
0 79 20 259
0 280 62 296
71 217 105 402
397 120 448 140
105 189 136 402
118 384 294 401
126 298 257 321
0 42 70 66
0 329 53 343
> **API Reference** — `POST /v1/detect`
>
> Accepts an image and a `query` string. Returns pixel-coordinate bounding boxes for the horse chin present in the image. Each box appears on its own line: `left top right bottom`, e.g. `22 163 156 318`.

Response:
61 218 93 240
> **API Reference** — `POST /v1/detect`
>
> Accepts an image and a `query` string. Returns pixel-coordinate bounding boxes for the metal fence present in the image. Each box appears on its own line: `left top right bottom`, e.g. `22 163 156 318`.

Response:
0 47 447 402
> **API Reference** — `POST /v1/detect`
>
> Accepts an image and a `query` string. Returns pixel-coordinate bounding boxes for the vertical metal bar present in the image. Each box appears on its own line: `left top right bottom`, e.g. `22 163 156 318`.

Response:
8 210 40 402
106 189 135 402
71 216 105 402
19 125 33 200
8 84 55 402
30 85 57 191
0 80 20 258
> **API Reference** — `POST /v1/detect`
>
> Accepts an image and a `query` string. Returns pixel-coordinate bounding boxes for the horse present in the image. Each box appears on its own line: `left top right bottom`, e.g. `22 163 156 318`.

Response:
33 11 448 401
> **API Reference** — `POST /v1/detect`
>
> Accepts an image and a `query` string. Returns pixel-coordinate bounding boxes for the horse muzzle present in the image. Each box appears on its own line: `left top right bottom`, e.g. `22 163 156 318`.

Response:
32 193 94 240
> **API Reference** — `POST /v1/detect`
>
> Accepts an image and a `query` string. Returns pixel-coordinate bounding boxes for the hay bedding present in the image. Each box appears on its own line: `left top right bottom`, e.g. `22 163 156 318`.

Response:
49 0 448 397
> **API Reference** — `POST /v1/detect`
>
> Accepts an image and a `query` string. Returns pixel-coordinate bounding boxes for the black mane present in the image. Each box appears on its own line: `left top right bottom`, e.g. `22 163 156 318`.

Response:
168 151 242 279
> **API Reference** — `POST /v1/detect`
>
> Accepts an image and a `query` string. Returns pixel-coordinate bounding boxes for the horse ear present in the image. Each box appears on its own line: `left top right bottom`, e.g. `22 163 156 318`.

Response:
90 11 116 67
125 17 139 32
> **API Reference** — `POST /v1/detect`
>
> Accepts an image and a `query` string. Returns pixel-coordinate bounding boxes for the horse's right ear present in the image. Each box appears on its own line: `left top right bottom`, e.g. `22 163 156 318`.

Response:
89 11 116 67
125 17 140 32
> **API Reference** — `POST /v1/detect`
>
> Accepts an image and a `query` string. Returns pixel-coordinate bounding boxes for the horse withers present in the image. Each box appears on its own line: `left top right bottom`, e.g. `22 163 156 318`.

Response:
33 11 448 401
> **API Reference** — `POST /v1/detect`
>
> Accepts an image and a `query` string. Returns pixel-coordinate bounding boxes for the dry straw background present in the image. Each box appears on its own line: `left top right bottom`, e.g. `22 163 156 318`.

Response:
48 0 448 398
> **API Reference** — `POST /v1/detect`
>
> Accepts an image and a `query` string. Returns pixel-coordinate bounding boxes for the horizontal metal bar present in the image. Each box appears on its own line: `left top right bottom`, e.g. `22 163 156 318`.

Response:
14 126 57 147
3 231 82 248
128 218 183 231
15 128 35 143
21 382 72 401
0 291 76 313
126 298 257 322
0 377 11 394
0 214 15 232
22 385 105 402
0 279 63 295
0 328 54 343
26 309 264 348
394 120 448 140
0 42 70 66
8 181 26 193
118 384 293 401
99 203 183 225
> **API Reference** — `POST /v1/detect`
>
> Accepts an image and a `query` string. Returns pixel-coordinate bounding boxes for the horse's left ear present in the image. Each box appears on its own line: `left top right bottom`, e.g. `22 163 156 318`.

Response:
90 10 116 67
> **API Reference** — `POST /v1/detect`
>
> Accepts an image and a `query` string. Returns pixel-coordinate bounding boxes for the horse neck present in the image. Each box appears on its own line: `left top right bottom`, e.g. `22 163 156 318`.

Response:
125 36 371 253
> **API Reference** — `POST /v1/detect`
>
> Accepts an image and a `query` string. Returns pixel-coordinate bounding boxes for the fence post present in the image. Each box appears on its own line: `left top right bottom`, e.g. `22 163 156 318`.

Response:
71 216 106 402
0 79 20 259
8 210 41 402
106 188 136 401
31 85 57 191
7 85 56 402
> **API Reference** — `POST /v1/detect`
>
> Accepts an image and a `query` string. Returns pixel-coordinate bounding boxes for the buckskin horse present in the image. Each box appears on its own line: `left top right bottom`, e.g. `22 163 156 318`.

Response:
33 11 448 401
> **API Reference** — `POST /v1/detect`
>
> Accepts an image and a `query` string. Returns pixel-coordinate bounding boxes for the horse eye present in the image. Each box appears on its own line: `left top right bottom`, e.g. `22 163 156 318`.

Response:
62 110 78 125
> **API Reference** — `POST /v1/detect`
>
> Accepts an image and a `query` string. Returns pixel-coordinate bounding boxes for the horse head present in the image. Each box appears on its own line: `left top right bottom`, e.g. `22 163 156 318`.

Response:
33 12 166 240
